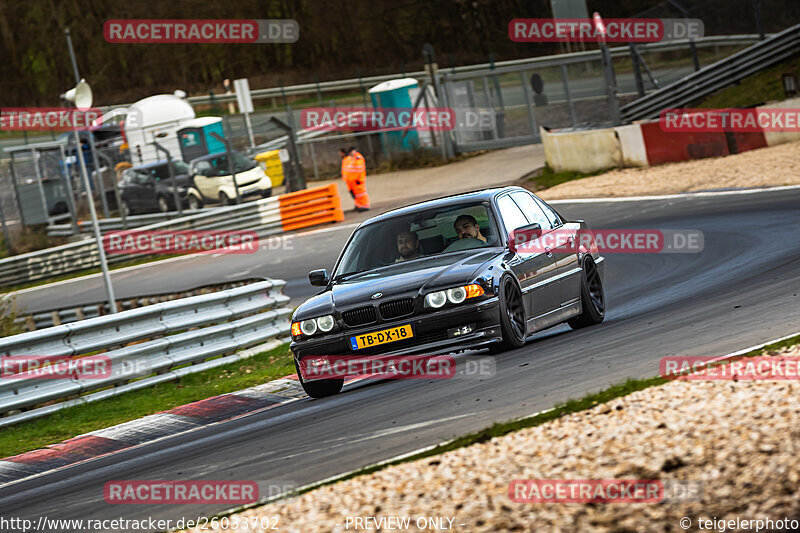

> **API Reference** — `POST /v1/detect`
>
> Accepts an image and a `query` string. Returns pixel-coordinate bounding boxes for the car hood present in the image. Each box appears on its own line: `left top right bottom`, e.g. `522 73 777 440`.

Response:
295 249 501 319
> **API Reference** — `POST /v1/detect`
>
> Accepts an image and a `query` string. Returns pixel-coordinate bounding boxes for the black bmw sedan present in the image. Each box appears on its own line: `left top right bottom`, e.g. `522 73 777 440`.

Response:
290 186 605 397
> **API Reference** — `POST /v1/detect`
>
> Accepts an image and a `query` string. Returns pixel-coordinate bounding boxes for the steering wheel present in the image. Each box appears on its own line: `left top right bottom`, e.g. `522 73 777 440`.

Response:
443 237 489 253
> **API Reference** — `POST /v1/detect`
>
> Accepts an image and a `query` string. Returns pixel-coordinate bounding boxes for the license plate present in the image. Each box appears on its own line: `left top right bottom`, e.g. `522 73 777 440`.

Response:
350 324 413 350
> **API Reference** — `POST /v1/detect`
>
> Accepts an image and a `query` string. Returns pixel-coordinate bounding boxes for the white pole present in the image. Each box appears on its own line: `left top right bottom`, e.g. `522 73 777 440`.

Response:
73 129 116 313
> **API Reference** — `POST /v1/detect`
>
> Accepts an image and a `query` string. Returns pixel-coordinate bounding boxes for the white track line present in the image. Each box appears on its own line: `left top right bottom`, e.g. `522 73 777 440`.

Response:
548 184 800 204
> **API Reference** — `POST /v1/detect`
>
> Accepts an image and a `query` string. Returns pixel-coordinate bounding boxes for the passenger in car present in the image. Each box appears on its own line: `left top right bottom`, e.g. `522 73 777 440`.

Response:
395 230 421 262
454 215 488 243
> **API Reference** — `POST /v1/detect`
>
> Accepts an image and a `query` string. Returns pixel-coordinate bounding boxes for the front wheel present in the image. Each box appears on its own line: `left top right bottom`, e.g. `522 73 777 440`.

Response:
568 258 605 329
295 359 344 398
488 276 527 354
188 195 202 210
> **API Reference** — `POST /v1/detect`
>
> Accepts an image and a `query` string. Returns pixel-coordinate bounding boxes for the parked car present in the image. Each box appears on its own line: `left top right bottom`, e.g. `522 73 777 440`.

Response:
117 159 197 215
188 151 273 207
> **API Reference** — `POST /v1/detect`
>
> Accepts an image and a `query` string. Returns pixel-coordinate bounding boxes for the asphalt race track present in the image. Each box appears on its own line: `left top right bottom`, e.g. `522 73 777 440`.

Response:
2 188 799 529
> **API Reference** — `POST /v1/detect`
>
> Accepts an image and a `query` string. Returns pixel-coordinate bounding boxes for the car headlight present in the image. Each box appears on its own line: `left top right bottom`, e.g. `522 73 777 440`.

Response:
425 284 485 309
292 315 336 338
447 287 467 304
300 319 317 336
424 291 447 308
316 315 335 332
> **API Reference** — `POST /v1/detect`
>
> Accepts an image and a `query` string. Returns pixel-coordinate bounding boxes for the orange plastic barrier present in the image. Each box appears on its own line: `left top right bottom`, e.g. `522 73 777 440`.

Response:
278 184 345 232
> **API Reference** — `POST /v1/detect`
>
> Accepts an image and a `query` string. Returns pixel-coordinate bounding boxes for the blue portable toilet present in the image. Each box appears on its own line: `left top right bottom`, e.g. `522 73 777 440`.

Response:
368 78 420 152
177 117 226 162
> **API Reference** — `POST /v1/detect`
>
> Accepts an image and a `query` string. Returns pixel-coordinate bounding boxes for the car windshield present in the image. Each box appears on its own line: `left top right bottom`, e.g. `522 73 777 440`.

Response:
333 202 499 279
196 152 257 176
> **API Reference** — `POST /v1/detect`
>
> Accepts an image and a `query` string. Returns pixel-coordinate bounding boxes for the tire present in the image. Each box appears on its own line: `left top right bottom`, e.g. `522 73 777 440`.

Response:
568 258 605 330
188 195 202 210
488 276 527 354
219 192 233 206
294 359 344 398
157 195 170 213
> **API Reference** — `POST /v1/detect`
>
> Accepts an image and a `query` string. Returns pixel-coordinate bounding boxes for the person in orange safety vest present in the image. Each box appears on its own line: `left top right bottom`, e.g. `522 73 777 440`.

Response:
339 146 370 212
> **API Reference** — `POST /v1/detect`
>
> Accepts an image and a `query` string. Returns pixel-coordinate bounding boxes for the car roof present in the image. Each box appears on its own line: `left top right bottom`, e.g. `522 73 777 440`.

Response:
360 186 526 226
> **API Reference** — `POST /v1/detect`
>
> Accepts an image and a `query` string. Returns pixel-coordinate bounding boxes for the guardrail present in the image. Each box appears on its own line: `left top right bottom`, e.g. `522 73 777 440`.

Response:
169 35 760 108
0 184 343 288
621 25 800 121
47 211 203 238
0 278 291 428
15 278 264 331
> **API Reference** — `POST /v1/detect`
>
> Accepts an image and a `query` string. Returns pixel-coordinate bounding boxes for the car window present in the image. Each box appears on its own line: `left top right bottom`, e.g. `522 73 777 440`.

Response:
511 191 552 230
532 195 563 227
333 202 498 278
149 164 168 181
210 155 229 176
193 160 213 176
496 194 529 234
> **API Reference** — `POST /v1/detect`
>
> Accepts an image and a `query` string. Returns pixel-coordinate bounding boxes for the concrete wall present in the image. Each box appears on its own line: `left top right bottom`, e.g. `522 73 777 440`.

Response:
541 127 621 173
542 95 800 173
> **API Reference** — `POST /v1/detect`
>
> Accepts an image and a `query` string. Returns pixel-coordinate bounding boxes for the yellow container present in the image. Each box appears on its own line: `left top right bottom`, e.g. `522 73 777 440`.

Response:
255 150 285 187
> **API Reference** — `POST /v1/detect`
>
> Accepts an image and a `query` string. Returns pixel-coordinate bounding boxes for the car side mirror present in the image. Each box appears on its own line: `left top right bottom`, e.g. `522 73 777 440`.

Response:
309 269 329 286
508 223 542 253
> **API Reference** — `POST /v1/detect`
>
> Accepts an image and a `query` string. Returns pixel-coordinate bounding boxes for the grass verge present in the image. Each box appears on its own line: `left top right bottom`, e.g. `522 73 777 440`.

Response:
698 52 800 109
247 333 800 506
523 165 612 192
0 343 294 458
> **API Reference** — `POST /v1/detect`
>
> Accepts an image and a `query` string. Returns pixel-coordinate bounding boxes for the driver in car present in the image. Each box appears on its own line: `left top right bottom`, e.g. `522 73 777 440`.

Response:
395 230 421 262
454 214 487 243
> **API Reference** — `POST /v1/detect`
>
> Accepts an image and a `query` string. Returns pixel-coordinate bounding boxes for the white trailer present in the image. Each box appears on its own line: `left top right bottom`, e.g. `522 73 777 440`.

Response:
123 94 196 166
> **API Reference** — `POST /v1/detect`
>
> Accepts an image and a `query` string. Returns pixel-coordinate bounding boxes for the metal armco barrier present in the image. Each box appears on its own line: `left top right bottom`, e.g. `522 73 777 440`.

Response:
16 278 264 332
622 24 800 121
0 184 343 288
0 279 291 428
47 211 203 237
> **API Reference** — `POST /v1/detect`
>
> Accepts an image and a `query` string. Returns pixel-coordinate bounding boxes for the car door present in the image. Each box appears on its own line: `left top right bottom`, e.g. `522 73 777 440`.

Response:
191 160 217 199
496 193 560 321
532 194 582 306
123 169 150 211
510 191 579 309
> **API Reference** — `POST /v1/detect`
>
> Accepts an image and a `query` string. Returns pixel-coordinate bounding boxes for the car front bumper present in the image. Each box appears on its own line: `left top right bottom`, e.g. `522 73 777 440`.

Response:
291 297 503 364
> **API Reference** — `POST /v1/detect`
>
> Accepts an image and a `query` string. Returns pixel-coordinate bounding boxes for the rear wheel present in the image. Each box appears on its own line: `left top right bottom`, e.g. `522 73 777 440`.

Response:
295 359 344 398
220 192 236 206
157 195 170 213
488 276 527 354
188 195 202 210
568 258 605 329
